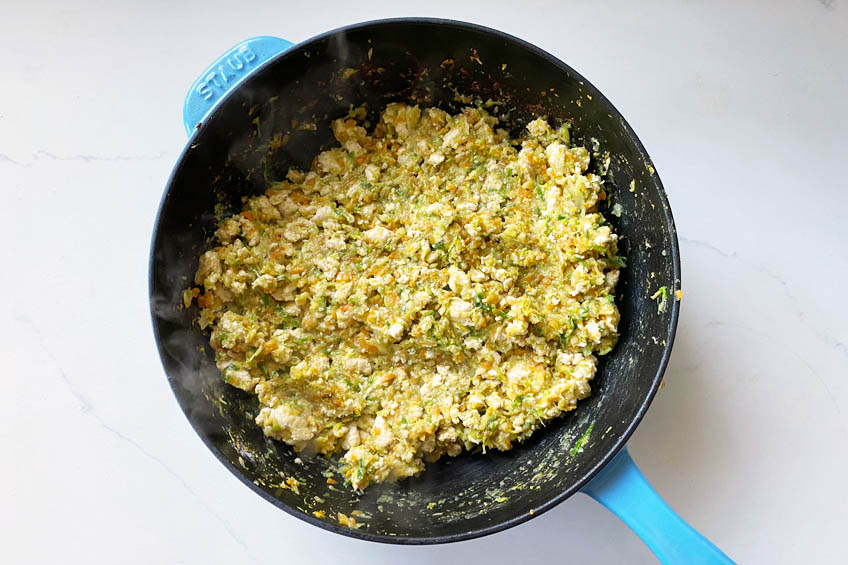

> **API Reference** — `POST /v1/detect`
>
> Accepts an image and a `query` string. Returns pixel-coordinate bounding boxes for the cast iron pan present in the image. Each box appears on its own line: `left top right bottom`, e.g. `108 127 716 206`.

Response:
150 18 731 561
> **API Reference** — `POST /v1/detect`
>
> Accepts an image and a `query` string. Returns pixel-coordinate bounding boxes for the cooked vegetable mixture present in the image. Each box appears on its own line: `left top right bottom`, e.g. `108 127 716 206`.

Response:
187 104 621 490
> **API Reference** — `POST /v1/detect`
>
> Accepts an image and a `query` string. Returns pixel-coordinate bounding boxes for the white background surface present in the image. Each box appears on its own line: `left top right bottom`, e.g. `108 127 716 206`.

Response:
2 1 846 563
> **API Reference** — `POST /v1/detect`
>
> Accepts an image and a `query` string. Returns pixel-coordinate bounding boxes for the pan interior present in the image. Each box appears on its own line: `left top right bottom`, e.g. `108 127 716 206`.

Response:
150 19 679 542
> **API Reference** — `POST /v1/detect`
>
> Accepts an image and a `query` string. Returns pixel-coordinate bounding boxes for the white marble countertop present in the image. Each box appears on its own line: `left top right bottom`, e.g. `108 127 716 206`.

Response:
2 0 846 563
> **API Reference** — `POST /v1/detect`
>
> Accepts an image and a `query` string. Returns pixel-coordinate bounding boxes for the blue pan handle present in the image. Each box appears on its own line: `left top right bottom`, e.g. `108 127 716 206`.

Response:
582 447 734 564
183 36 294 135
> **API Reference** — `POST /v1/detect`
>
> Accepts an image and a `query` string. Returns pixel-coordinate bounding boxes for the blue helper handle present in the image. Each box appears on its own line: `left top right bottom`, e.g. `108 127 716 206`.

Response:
582 447 735 564
183 36 294 135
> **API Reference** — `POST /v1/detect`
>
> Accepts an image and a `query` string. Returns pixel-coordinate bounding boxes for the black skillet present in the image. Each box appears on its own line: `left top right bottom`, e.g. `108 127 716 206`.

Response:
149 18 733 563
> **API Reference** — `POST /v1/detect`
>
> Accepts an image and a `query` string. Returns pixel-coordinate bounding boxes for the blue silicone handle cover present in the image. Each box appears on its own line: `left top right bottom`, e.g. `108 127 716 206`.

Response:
582 447 735 564
183 36 294 135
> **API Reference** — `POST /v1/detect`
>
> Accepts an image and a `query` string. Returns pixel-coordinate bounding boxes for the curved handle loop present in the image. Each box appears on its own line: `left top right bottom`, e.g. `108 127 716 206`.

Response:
183 36 294 135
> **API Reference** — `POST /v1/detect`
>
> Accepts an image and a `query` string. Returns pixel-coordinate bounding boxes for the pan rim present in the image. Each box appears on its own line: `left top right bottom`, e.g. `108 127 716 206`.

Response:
149 16 681 545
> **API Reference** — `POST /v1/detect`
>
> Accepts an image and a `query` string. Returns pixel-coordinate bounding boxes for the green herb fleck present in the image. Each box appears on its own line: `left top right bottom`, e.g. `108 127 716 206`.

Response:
276 307 300 328
221 363 237 383
651 286 668 313
333 207 353 222
246 347 262 363
570 423 594 456
344 378 360 392
473 292 493 313
559 317 577 347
